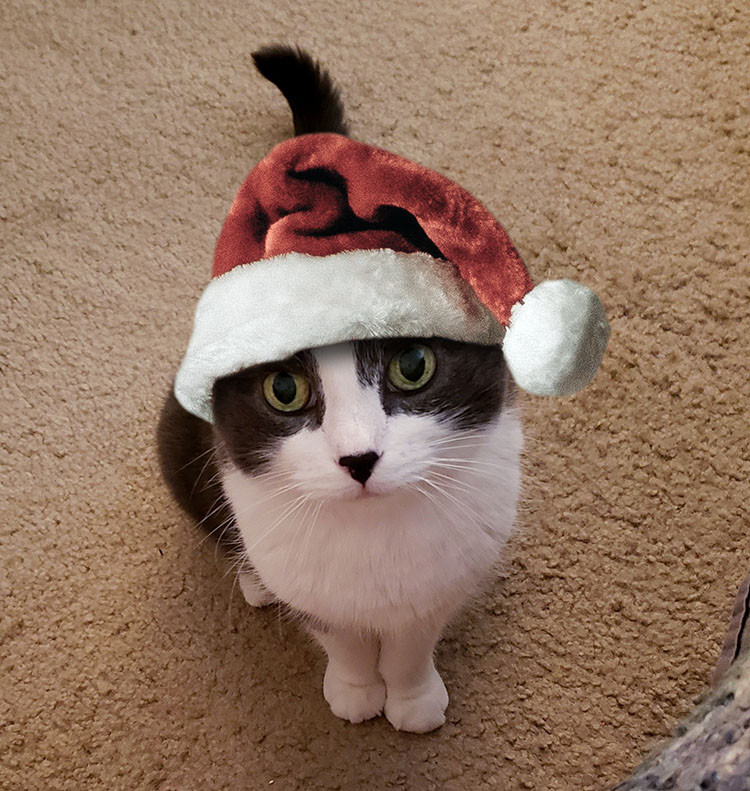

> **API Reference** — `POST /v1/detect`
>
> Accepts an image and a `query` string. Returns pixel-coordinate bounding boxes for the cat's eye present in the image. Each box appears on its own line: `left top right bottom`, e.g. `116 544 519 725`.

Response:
263 372 311 412
387 344 436 391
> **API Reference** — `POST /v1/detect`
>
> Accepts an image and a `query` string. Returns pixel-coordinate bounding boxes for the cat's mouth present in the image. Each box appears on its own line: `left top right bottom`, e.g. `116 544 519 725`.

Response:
333 482 379 501
348 477 418 501
336 477 396 501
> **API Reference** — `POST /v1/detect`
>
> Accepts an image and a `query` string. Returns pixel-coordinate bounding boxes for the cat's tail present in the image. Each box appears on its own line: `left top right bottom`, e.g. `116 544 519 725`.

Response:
252 45 349 136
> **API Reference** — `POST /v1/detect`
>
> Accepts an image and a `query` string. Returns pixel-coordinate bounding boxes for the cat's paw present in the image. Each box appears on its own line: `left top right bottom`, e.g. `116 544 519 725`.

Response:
238 571 274 607
384 668 449 733
323 667 386 724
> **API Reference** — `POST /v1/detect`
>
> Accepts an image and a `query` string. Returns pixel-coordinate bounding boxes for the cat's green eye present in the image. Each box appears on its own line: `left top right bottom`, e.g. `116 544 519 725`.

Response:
387 344 436 391
263 372 311 412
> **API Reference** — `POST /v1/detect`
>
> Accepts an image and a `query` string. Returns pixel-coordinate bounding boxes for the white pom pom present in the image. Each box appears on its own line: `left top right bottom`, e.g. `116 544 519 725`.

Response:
503 279 610 396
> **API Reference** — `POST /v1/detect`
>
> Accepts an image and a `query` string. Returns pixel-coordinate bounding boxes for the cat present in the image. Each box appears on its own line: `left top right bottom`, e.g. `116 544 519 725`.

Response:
157 46 524 733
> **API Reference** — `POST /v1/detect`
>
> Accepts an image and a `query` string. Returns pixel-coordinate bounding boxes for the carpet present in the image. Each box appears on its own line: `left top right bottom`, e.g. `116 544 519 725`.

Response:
2 1 748 788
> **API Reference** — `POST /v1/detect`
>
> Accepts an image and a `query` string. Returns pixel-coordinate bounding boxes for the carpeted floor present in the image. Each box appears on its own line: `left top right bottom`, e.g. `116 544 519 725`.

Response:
2 1 748 789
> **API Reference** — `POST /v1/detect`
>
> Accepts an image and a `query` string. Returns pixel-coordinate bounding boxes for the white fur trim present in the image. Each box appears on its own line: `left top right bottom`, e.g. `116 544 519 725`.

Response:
503 279 610 396
175 249 503 422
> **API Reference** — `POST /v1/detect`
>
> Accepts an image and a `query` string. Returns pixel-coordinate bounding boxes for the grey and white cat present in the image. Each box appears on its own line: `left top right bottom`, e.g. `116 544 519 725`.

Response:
157 48 523 733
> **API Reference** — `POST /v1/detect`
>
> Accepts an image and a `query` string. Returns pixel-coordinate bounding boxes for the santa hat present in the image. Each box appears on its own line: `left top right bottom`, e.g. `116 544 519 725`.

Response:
175 133 610 422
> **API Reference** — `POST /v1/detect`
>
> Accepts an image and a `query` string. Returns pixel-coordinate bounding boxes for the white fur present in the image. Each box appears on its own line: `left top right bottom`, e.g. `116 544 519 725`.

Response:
237 569 274 607
174 249 504 422
504 279 610 396
222 344 523 731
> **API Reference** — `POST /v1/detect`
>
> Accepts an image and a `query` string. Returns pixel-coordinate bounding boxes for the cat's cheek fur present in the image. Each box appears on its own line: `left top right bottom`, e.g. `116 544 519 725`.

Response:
275 426 362 499
275 412 465 499
221 407 523 633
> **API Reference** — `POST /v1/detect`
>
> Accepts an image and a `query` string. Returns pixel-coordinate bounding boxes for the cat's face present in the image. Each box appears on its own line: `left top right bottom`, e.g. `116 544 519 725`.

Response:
212 338 511 501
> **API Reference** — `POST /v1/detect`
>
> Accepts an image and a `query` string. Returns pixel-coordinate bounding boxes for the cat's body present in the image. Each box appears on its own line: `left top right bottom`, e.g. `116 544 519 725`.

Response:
158 48 524 732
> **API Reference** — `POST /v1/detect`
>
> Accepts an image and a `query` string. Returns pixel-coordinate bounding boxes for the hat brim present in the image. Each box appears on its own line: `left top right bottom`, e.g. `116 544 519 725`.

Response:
174 249 504 422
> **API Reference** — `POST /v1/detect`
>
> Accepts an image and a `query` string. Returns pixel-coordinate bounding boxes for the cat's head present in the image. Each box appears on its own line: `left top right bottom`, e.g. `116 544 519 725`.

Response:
212 338 513 501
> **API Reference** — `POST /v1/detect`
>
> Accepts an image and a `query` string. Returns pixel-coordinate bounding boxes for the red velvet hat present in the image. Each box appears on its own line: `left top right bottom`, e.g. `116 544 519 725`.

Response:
175 133 609 422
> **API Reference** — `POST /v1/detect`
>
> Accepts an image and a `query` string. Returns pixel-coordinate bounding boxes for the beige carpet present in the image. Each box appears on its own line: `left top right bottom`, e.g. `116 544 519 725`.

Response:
2 1 748 788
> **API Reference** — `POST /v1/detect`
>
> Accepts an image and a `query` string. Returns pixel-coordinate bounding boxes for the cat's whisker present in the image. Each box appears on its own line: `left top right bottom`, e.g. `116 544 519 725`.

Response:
431 456 501 470
193 500 225 534
418 476 484 523
176 444 217 473
199 521 240 560
428 469 485 496
427 435 487 450
282 497 318 570
222 552 251 581
205 483 307 555
429 441 490 454
194 494 231 538
428 428 486 442
241 492 314 556
431 448 496 459
429 466 497 481
226 562 257 622
250 468 296 483
414 482 460 523
201 515 233 551
220 543 250 579
234 490 307 529
188 447 221 501
300 499 325 563
214 516 242 563
417 475 461 505
435 437 489 446
228 570 240 619
430 459 502 480
233 479 302 510
198 468 225 491
251 483 301 504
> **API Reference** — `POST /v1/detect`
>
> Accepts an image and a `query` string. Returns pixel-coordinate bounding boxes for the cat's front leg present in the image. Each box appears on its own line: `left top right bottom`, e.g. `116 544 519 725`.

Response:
311 627 385 724
237 569 275 607
379 621 449 733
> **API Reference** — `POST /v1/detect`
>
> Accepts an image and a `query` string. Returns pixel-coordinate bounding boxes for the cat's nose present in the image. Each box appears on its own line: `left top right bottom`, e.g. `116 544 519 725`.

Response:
338 451 380 485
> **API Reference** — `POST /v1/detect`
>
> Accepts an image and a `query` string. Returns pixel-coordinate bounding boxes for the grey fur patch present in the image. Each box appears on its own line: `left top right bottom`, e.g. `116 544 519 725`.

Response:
159 338 511 555
354 337 509 430
212 350 324 475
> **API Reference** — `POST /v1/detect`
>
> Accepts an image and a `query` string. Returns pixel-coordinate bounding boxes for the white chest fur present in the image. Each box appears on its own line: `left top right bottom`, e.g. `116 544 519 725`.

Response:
222 350 523 632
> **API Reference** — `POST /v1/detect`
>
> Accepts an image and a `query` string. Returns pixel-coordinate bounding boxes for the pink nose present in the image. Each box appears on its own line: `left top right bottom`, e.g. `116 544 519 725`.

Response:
338 452 380 485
